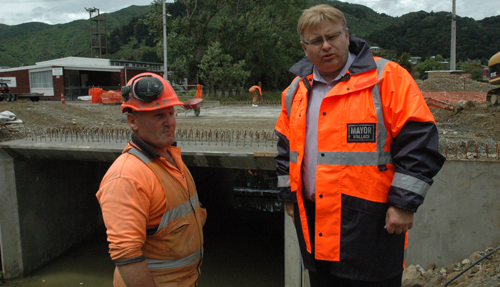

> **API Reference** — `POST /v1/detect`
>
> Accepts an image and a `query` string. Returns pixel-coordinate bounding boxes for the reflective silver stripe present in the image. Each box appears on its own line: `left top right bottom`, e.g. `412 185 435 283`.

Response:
373 58 391 164
285 77 302 118
158 193 200 230
391 172 431 198
146 247 202 270
128 147 151 164
290 150 298 163
317 151 392 165
277 175 290 188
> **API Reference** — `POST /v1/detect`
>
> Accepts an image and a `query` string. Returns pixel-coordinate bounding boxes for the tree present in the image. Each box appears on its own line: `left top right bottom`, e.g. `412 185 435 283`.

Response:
397 52 412 73
470 68 484 81
141 0 308 89
415 58 442 80
142 0 230 82
141 51 161 63
435 54 445 62
198 42 250 96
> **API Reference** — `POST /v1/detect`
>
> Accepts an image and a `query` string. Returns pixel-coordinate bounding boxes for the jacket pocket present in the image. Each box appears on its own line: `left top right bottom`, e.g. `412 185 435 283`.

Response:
162 217 193 257
338 194 405 281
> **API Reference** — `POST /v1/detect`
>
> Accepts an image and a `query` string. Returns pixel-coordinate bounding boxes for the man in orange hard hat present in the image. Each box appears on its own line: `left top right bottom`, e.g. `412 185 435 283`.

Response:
96 73 206 287
249 84 262 107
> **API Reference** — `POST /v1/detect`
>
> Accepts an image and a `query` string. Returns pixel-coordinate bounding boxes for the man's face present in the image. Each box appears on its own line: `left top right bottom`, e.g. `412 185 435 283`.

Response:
301 20 350 82
127 106 176 150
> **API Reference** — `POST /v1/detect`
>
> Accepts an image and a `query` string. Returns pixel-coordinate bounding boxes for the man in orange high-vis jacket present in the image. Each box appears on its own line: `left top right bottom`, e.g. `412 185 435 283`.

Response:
274 5 445 287
96 73 206 287
249 85 262 107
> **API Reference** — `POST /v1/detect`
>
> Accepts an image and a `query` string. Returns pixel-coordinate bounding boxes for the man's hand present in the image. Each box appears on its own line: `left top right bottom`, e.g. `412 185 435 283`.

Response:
285 202 294 221
385 206 414 235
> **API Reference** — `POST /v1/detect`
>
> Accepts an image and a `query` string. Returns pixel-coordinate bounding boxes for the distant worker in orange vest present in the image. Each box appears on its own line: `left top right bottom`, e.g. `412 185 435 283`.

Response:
249 85 262 107
195 84 203 99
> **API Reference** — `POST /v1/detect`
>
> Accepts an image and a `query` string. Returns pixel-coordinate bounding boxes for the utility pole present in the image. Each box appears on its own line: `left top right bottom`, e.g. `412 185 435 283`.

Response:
162 0 168 81
450 0 456 70
162 1 173 82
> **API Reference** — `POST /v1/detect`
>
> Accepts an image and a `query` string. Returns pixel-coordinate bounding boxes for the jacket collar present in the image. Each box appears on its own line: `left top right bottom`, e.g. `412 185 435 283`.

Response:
129 133 177 160
288 37 376 79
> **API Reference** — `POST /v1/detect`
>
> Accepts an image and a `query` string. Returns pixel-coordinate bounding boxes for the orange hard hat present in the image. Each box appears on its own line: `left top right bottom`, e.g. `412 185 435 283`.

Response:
121 73 184 113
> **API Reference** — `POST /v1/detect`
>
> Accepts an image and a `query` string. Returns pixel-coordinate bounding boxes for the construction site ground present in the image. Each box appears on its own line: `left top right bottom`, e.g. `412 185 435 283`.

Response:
1 74 500 286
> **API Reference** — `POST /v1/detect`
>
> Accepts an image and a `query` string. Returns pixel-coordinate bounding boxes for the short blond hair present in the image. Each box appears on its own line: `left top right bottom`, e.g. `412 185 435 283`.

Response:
297 4 347 39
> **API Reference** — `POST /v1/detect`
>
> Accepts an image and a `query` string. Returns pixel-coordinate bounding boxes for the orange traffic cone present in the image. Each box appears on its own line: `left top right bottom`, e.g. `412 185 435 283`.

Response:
61 94 65 104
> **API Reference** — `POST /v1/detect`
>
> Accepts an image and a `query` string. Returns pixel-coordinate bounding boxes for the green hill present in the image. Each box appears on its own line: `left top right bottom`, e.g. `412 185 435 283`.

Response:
365 11 500 61
325 0 395 38
0 2 498 69
0 5 150 67
0 22 50 39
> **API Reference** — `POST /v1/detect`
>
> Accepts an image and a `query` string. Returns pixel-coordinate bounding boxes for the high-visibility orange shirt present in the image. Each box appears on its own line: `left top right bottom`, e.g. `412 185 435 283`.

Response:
96 142 188 261
195 84 203 99
249 85 262 96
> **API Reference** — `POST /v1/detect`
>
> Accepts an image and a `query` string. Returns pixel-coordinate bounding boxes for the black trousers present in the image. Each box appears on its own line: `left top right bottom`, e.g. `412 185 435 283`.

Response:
309 267 402 287
303 199 402 287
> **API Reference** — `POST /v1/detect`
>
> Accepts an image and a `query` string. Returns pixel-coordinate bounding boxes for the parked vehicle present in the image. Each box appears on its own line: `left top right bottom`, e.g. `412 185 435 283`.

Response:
0 83 43 102
486 51 500 105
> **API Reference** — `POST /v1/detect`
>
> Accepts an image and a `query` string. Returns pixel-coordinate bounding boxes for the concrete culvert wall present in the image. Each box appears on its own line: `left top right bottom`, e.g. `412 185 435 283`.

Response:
14 159 110 275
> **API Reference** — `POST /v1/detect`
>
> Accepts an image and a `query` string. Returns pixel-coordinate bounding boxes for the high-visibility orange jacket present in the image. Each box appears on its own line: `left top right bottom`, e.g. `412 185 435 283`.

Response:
96 135 206 287
274 37 445 281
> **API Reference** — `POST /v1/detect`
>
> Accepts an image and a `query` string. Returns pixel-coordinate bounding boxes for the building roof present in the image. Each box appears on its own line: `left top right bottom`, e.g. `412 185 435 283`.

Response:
36 57 111 67
0 57 163 73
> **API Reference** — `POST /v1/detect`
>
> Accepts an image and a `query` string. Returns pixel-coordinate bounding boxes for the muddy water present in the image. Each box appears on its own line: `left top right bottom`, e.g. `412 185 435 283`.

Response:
3 208 284 287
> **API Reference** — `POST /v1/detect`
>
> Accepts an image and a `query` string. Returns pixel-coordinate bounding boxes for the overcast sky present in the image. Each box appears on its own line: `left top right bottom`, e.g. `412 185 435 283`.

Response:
0 0 497 26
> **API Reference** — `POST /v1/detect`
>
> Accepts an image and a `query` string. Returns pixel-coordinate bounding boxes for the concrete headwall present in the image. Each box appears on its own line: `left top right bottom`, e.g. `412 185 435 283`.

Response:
407 159 500 267
0 151 112 277
13 159 110 274
0 150 23 278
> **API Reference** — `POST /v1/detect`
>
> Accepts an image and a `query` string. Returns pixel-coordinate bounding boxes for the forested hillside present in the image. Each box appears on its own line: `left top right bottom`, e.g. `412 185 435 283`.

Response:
365 11 500 63
0 0 498 89
0 5 150 67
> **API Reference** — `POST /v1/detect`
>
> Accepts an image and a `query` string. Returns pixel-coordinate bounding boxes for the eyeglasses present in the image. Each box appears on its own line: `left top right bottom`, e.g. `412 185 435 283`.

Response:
121 75 164 102
302 27 347 47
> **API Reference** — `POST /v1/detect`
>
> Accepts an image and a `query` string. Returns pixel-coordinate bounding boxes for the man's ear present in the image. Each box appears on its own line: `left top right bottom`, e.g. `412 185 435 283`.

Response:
127 113 139 132
301 41 308 58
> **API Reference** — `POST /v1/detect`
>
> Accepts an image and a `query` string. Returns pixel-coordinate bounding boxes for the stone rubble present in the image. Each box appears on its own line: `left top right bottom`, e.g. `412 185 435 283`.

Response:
403 247 500 287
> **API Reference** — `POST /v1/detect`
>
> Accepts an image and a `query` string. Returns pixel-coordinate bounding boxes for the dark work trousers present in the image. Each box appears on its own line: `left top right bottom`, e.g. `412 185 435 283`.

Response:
303 199 403 287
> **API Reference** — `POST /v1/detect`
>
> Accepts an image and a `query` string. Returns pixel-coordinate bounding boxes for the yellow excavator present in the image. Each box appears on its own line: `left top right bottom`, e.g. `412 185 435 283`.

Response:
486 51 500 104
